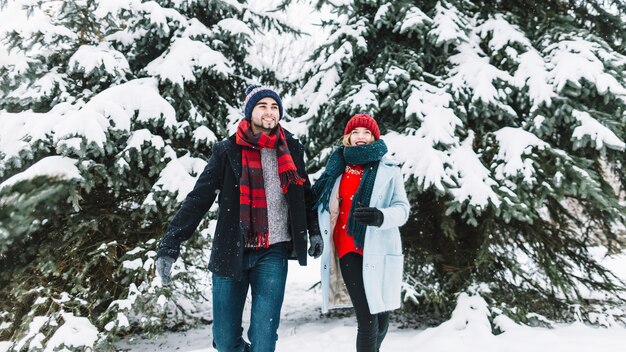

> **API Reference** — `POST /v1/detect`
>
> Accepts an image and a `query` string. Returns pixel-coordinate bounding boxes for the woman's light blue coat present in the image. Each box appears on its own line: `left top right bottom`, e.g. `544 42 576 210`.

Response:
318 157 410 314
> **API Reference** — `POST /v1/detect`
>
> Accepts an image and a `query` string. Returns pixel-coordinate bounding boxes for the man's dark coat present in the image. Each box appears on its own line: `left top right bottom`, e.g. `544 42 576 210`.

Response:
157 130 319 279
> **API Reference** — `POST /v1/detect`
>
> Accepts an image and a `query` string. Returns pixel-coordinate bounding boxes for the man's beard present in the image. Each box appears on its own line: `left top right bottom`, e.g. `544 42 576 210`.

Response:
252 115 277 133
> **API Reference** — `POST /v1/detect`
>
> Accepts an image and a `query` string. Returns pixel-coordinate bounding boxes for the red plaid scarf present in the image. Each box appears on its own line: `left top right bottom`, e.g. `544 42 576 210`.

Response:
236 119 305 249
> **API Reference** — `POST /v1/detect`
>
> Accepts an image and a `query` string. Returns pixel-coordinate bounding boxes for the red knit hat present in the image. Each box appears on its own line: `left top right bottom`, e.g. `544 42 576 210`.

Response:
344 114 380 140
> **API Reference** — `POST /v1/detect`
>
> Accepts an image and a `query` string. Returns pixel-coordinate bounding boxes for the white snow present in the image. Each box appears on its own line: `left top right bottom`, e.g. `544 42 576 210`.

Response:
515 50 555 110
383 131 451 192
216 18 253 37
373 3 391 26
112 253 626 352
13 316 47 351
0 156 82 190
85 77 177 130
399 6 432 35
145 37 233 89
405 80 460 146
448 132 501 210
192 126 218 146
340 80 378 112
125 129 166 152
150 154 207 203
324 18 368 51
448 37 514 115
52 108 109 148
493 127 548 182
182 18 213 38
94 0 139 18
68 44 130 79
475 15 556 110
547 40 626 97
122 258 144 270
571 110 625 151
429 2 467 46
0 78 177 164
477 14 532 52
44 313 99 352
140 1 187 36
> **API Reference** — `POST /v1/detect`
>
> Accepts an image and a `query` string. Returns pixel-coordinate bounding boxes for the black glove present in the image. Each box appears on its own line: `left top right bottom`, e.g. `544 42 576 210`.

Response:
353 207 384 227
308 234 323 259
156 256 175 285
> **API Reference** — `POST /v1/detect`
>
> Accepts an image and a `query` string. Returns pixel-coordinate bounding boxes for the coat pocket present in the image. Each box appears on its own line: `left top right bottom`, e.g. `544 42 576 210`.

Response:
382 254 404 305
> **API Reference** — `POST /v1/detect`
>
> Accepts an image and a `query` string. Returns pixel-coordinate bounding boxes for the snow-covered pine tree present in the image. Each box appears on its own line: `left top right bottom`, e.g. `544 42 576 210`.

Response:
0 0 294 349
292 0 626 326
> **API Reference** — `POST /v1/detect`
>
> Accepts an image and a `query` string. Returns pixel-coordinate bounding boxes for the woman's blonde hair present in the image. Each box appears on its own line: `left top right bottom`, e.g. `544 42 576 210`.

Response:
341 134 351 146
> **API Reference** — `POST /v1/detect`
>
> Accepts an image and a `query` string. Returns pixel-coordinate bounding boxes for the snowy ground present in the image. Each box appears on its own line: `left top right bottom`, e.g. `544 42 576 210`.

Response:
116 255 626 352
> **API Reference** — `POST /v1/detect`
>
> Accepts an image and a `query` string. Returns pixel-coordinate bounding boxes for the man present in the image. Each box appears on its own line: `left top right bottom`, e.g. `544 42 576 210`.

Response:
155 84 323 352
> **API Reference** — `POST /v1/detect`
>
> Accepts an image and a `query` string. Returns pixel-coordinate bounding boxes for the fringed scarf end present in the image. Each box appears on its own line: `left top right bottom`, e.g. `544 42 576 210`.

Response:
280 170 305 193
245 231 271 249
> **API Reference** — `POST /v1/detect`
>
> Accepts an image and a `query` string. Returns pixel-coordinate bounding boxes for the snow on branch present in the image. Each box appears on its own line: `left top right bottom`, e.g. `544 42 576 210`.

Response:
323 17 368 51
0 156 82 190
493 127 548 183
571 110 625 151
140 1 187 36
429 2 468 47
383 131 452 193
406 80 461 146
0 78 177 160
94 0 141 18
145 37 233 89
85 77 176 130
477 14 532 52
216 18 253 37
398 6 432 35
514 50 555 110
339 79 378 114
373 3 392 26
68 44 130 80
449 132 501 209
149 153 207 203
547 39 626 97
447 38 515 115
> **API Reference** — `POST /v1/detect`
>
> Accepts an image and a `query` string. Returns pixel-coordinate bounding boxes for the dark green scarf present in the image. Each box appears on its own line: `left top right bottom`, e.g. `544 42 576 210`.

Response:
313 139 388 248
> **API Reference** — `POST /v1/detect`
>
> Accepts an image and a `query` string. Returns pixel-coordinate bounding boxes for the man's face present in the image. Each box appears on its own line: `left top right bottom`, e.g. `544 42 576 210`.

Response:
250 97 280 135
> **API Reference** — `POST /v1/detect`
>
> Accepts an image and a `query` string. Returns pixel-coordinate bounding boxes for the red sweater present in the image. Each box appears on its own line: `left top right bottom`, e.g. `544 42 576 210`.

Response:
333 164 365 258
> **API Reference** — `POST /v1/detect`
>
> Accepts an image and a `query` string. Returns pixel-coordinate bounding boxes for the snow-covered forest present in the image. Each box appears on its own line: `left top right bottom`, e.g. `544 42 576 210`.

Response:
0 0 625 351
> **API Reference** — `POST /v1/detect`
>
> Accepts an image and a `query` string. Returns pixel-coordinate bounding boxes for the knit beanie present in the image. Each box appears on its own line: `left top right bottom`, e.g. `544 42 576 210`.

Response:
344 114 381 140
243 84 283 120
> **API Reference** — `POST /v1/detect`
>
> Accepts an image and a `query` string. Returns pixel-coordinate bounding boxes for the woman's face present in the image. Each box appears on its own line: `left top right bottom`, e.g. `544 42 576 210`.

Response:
349 127 375 146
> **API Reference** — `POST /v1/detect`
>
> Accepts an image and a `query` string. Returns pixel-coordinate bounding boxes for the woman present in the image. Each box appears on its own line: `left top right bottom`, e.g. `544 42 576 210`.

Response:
313 114 410 352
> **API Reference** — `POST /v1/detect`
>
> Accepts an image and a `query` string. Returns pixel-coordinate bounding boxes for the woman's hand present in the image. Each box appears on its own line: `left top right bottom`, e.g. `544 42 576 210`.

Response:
353 207 384 227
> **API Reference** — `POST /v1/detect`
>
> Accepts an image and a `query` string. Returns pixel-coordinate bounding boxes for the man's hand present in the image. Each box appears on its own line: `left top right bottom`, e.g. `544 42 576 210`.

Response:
353 207 384 227
156 256 175 285
308 234 323 259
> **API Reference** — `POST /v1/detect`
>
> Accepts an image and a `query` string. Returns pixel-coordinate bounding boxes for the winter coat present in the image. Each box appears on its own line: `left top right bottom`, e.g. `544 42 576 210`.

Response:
318 157 410 314
157 130 319 279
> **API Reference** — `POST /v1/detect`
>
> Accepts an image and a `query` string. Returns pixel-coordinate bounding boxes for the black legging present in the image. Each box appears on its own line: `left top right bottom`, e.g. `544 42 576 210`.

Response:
339 252 390 352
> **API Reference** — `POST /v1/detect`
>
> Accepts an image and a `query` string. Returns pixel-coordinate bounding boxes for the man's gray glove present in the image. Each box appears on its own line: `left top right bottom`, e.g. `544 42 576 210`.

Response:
308 234 323 259
156 256 175 285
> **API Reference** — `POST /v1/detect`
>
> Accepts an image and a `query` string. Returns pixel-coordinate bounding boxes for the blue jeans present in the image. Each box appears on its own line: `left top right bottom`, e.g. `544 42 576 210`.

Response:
212 242 289 352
